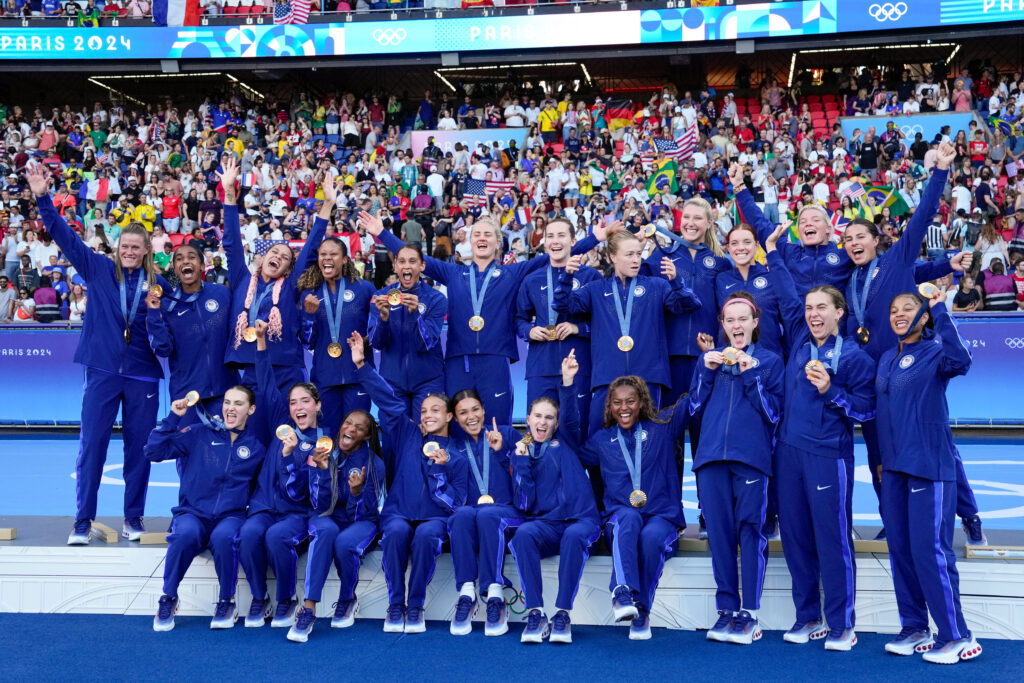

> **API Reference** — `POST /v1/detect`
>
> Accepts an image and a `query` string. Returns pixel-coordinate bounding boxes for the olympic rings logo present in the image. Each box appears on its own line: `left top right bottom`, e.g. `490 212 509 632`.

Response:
868 2 908 22
1005 338 1024 349
900 124 924 138
372 28 407 46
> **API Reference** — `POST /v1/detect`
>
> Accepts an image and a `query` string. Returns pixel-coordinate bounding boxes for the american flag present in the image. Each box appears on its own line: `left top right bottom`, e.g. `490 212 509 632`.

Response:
485 178 515 196
463 178 487 207
97 152 110 165
638 153 656 170
253 239 306 256
653 137 683 161
674 119 699 161
841 181 866 199
274 0 310 25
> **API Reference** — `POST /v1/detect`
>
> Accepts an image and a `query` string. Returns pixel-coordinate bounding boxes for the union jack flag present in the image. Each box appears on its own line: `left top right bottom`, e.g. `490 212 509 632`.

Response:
830 211 850 243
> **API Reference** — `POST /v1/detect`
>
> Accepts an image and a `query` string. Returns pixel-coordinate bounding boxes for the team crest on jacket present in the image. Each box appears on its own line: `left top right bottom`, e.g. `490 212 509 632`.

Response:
640 429 648 440
343 289 355 302
703 256 716 269
825 349 834 358
572 278 581 290
492 269 502 278
753 276 768 289
899 355 915 369
205 299 219 312
633 285 646 297
301 441 313 451
347 467 362 479
550 440 559 447
142 280 150 291
418 303 427 314
826 253 840 265
236 446 251 459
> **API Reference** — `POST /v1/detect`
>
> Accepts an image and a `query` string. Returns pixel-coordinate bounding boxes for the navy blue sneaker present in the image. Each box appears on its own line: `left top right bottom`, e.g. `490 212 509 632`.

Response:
612 585 638 622
245 597 270 628
67 519 91 546
153 595 177 632
210 599 237 629
383 603 405 633
287 607 316 642
629 605 651 640
549 610 572 644
331 598 357 629
122 517 145 541
271 598 297 628
520 608 549 644
404 605 425 634
484 596 508 636
698 514 708 540
706 610 734 642
962 516 987 546
450 595 477 636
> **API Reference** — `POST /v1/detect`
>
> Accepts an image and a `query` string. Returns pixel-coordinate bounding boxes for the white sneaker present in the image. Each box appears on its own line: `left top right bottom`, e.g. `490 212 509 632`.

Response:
67 520 92 546
922 636 982 664
824 627 857 651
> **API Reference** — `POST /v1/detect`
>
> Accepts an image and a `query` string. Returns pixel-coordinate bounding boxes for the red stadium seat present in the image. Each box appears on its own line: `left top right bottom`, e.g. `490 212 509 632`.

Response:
169 233 185 248
223 5 238 14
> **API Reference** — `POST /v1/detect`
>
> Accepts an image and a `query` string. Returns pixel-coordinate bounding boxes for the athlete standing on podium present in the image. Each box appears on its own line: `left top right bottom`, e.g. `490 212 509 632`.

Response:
28 163 170 546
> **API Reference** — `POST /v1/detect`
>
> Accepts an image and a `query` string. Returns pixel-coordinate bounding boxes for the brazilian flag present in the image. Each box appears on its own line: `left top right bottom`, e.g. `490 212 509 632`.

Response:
646 160 678 195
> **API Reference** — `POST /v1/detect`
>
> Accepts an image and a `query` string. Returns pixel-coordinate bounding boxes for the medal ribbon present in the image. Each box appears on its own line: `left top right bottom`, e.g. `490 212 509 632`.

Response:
809 335 843 374
616 426 643 493
294 425 324 446
166 285 202 313
464 438 491 497
247 284 272 327
545 265 558 326
321 280 347 345
846 257 879 330
612 277 636 342
468 263 495 321
527 440 551 460
120 270 146 331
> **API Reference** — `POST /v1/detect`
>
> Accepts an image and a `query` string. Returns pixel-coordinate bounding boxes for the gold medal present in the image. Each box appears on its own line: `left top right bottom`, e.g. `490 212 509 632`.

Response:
315 436 334 452
422 441 440 457
468 315 485 331
546 324 557 340
722 347 739 365
276 424 294 440
856 326 870 345
149 283 163 298
477 494 495 505
643 223 657 238
629 489 648 508
617 335 634 352
917 282 938 298
327 342 344 358
387 289 403 306
185 390 200 407
243 326 257 343
805 360 824 374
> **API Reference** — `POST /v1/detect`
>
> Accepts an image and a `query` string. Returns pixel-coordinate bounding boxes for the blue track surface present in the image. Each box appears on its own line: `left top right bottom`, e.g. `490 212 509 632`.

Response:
1 614 1019 682
1 433 1022 529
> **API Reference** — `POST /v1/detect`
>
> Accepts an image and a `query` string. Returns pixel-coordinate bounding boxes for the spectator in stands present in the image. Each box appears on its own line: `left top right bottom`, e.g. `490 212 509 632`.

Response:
67 282 86 323
12 286 33 321
15 253 38 291
33 275 60 322
974 222 1010 271
980 259 1017 310
0 274 13 322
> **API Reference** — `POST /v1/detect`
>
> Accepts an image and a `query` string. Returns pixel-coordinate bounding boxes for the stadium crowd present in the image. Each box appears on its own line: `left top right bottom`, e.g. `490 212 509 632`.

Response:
3 64 1024 323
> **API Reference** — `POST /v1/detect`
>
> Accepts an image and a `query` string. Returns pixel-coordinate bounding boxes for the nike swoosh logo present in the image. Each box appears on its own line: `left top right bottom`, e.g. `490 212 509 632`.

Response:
746 479 760 485
603 292 613 296
911 487 927 493
577 393 587 399
725 283 737 290
540 285 548 290
816 485 831 491
211 442 226 446
177 310 188 317
357 392 367 397
494 392 507 398
146 393 157 399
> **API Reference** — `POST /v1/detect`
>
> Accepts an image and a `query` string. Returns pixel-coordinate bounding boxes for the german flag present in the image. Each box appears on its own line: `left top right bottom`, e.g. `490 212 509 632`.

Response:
606 99 633 131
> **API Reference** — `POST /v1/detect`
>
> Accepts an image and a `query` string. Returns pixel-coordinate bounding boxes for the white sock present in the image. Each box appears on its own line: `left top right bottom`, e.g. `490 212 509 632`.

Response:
459 582 475 599
487 583 504 600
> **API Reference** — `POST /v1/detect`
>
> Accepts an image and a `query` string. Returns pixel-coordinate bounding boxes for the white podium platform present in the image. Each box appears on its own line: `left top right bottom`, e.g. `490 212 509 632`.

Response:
1 517 1021 639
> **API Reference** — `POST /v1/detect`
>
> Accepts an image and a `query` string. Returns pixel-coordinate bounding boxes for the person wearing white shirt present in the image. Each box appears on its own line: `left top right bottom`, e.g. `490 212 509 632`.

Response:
469 158 488 180
243 188 261 216
812 178 830 205
951 182 972 215
903 95 921 114
241 215 260 244
525 103 541 124
692 150 708 170
679 101 697 129
426 170 445 209
545 162 567 197
625 180 649 205
504 103 526 128
437 112 458 131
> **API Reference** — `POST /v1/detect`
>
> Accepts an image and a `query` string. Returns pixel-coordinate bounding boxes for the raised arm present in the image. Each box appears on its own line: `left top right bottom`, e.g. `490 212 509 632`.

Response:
765 230 808 353
219 156 252 287
729 162 780 245
31 181 105 281
931 299 972 379
888 147 952 268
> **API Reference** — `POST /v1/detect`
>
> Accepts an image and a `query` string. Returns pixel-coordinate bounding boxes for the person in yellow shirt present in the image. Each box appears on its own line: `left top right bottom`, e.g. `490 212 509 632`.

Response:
133 195 156 232
224 129 244 158
538 103 559 145
110 196 134 228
